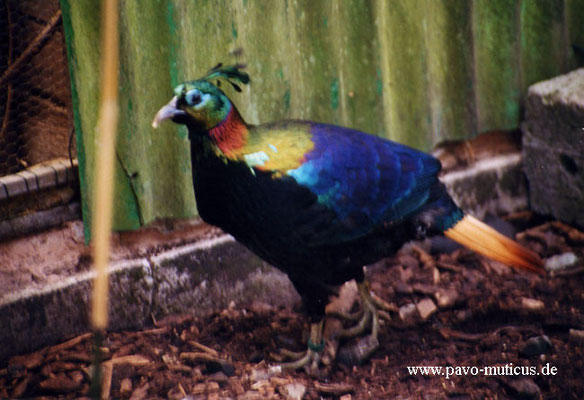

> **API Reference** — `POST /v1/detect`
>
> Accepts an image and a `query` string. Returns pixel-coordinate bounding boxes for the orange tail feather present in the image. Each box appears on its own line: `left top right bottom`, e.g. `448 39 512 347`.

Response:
444 215 544 273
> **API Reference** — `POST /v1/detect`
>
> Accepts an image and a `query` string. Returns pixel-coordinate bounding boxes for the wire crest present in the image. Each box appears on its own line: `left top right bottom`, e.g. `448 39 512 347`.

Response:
203 63 250 92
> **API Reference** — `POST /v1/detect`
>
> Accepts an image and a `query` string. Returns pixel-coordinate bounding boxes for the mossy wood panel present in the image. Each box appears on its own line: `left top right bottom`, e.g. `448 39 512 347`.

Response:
60 0 584 234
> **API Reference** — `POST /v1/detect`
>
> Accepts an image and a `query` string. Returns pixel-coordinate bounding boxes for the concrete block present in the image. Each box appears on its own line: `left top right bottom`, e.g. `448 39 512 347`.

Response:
0 227 301 364
0 258 152 362
17 170 39 192
0 158 78 201
52 160 71 185
440 153 528 219
0 203 81 241
151 236 299 318
1 174 27 198
29 164 59 189
522 68 584 228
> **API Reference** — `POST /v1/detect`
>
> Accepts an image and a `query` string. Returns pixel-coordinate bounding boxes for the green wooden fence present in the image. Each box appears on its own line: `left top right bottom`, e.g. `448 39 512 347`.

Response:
60 0 584 236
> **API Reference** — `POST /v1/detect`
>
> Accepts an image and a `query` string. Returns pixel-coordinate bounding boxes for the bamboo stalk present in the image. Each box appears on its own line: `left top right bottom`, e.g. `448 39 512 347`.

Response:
91 0 119 332
89 0 118 398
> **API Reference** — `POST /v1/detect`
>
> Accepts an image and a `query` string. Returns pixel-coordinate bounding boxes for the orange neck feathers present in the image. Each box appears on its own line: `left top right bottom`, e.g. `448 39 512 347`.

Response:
209 106 249 156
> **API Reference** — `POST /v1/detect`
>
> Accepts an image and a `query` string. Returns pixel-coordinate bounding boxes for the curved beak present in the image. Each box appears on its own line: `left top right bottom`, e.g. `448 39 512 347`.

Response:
152 96 187 128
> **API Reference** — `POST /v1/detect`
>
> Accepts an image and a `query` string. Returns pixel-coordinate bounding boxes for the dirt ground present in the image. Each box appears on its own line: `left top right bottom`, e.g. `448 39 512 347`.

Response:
1 214 583 399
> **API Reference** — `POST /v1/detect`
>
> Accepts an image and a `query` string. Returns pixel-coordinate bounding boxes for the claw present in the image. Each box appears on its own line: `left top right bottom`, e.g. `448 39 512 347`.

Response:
271 282 396 370
326 309 364 322
280 348 321 371
273 320 327 374
337 281 380 340
330 281 397 365
371 292 398 313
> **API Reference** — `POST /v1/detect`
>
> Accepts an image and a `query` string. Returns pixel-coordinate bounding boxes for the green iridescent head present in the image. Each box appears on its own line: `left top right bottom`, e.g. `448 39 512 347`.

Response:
152 64 250 131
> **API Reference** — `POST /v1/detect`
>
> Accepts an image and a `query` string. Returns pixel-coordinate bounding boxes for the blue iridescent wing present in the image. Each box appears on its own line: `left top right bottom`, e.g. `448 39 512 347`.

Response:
285 123 441 243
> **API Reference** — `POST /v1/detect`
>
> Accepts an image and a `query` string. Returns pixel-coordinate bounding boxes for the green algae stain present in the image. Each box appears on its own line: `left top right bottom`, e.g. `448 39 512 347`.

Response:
283 87 291 111
231 22 238 40
376 68 383 96
330 78 339 110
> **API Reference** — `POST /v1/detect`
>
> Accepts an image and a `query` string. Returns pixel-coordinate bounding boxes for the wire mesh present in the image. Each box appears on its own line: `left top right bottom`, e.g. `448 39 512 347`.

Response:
0 0 74 177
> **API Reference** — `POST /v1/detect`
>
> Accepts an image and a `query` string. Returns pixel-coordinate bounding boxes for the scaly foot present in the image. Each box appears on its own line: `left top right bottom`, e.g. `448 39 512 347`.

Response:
329 281 395 365
272 320 327 374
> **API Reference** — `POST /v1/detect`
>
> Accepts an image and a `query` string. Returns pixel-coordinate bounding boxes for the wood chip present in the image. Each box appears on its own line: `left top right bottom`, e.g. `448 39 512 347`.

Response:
61 352 91 363
153 314 193 327
130 327 169 336
551 221 584 244
188 340 219 356
434 288 458 308
9 351 45 369
314 382 354 395
439 328 486 342
101 362 114 400
270 376 292 386
120 377 133 397
129 383 150 400
399 303 417 321
11 376 29 398
480 259 510 275
106 354 151 366
192 382 220 394
47 361 78 372
180 352 234 375
412 245 436 268
436 260 463 272
521 297 545 311
507 377 540 399
180 351 221 364
412 283 436 295
230 377 245 395
39 373 82 393
521 221 584 245
277 382 306 400
48 332 92 354
569 329 584 344
162 355 192 373
167 385 186 400
417 298 437 320
550 266 584 276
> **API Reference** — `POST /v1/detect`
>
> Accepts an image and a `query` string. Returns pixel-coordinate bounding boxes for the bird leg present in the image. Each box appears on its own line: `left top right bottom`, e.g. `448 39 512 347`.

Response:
278 320 325 372
336 281 379 340
274 282 395 370
327 281 394 329
326 309 363 322
331 280 395 365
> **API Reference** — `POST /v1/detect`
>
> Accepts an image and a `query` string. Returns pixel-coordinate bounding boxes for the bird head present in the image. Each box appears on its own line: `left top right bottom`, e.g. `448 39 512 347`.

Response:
152 64 250 132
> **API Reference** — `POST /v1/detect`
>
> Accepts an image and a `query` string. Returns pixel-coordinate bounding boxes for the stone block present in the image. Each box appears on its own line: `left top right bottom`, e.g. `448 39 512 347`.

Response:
151 236 299 318
0 258 152 362
522 68 584 228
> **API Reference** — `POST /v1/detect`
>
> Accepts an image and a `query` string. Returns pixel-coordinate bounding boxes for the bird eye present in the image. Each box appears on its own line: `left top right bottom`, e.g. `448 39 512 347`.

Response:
185 89 202 106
